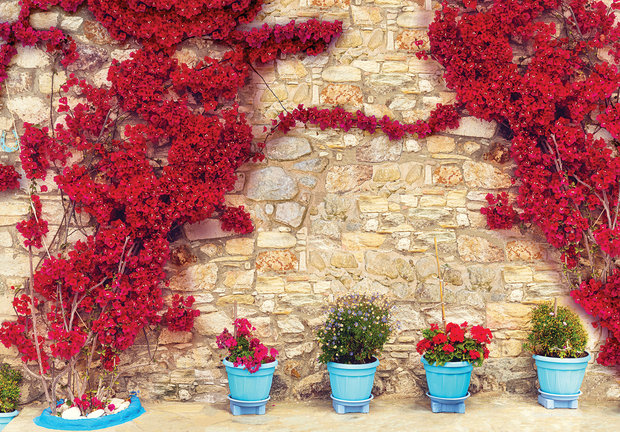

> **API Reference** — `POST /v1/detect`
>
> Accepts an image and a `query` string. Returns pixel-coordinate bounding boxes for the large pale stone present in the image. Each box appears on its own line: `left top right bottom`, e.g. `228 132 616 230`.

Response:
309 0 349 6
321 84 363 105
0 1 20 23
397 12 434 28
256 276 285 293
225 238 254 255
448 117 497 138
503 266 534 283
331 251 358 269
276 59 308 79
222 270 254 289
277 316 304 333
256 250 298 272
39 71 67 94
0 232 12 247
274 202 305 227
7 96 48 124
373 164 401 182
357 195 389 213
325 165 372 193
433 165 463 185
30 12 58 29
336 31 363 48
322 66 362 82
67 45 108 73
246 167 298 201
366 252 399 279
486 303 531 330
506 241 545 261
396 30 429 51
0 253 29 277
352 6 383 25
342 233 386 250
217 295 254 305
293 158 328 173
257 232 296 248
463 161 512 188
60 16 84 32
457 235 504 262
427 136 455 153
265 137 311 161
168 263 218 292
194 311 231 336
357 136 402 162
158 329 192 345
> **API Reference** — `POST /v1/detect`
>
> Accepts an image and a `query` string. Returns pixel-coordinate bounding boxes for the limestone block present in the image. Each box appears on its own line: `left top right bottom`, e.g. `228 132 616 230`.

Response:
373 164 401 182
342 233 386 250
256 276 285 293
277 316 305 334
39 71 67 94
426 136 456 153
506 241 544 261
256 232 296 248
293 158 329 173
503 266 534 283
158 329 192 345
184 219 234 240
194 311 231 336
357 195 389 213
168 263 218 292
276 59 308 79
266 137 311 161
486 303 531 330
357 136 402 162
7 96 48 124
217 295 254 305
246 167 298 201
225 238 254 255
351 60 380 73
274 202 305 227
448 116 497 138
223 270 255 289
397 11 434 28
457 235 504 262
433 165 463 185
325 165 372 193
309 0 350 6
30 12 58 29
330 251 358 269
396 30 429 51
256 250 298 272
366 251 399 279
322 66 362 82
463 161 512 188
352 7 383 25
60 16 84 32
321 84 363 105
336 31 363 48
0 1 20 23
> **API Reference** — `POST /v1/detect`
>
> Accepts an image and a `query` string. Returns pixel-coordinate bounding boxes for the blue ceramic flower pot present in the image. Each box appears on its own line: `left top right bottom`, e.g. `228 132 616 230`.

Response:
421 356 473 399
533 353 590 395
223 359 277 401
326 358 379 401
0 410 18 431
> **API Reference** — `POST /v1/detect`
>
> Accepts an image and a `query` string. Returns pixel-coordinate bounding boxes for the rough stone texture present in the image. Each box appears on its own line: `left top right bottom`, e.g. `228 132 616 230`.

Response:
0 0 616 406
246 167 298 200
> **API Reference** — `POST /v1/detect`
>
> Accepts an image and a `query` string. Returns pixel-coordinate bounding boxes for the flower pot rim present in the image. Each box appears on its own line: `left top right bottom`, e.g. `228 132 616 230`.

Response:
223 358 278 370
0 409 18 417
421 356 472 368
532 352 591 363
33 395 145 431
326 357 380 369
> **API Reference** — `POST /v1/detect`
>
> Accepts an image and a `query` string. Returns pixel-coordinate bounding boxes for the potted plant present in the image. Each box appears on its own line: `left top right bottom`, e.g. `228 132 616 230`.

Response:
416 321 492 412
316 294 394 414
217 318 278 415
0 364 21 431
523 301 589 409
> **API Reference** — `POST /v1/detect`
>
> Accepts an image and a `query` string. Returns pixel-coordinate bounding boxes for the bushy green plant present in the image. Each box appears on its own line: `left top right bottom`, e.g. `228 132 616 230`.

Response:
317 294 394 364
0 364 21 413
523 303 588 358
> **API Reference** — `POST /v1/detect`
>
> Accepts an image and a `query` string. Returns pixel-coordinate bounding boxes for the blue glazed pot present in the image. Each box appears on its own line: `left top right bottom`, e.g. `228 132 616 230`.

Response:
0 410 18 431
223 359 277 401
421 356 473 399
326 358 379 401
533 353 590 395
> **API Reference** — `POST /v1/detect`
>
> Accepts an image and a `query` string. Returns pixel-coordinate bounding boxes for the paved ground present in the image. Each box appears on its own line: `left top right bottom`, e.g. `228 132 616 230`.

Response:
7 393 620 432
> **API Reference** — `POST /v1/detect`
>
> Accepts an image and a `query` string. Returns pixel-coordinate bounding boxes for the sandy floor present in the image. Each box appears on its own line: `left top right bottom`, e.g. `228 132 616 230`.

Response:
6 393 620 432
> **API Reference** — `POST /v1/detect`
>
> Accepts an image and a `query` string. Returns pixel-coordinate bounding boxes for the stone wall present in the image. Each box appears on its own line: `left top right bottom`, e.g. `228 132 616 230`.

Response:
0 0 619 403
